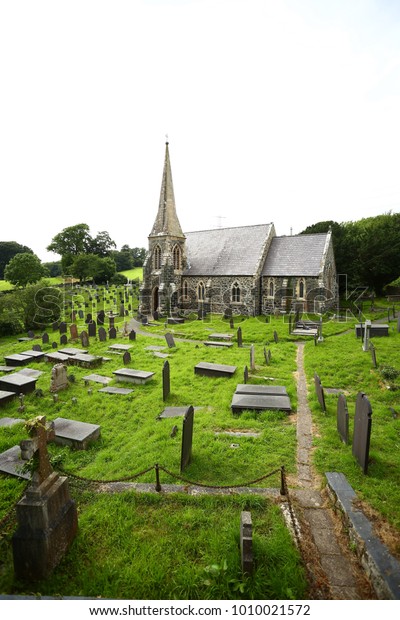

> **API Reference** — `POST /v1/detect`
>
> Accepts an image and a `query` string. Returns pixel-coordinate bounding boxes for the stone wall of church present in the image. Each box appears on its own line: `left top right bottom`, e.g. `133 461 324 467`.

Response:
179 275 258 316
261 273 338 315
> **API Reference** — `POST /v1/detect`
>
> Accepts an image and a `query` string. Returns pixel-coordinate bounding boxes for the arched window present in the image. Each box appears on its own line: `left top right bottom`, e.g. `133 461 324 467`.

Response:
232 281 241 303
172 244 181 270
153 245 161 270
298 278 305 299
268 278 274 298
182 280 189 300
197 281 205 301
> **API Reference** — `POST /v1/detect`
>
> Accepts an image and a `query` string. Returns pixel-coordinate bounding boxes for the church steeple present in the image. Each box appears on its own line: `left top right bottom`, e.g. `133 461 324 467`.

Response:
150 142 185 238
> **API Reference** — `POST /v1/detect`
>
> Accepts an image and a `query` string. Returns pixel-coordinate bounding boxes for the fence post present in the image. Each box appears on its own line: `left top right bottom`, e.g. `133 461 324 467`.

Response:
280 466 286 496
155 463 161 492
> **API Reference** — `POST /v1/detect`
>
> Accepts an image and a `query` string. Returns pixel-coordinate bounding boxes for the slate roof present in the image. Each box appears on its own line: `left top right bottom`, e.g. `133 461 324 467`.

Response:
261 233 329 277
183 224 273 276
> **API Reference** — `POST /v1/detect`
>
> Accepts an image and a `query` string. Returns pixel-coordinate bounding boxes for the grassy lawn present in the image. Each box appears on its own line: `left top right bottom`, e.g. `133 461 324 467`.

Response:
0 295 399 597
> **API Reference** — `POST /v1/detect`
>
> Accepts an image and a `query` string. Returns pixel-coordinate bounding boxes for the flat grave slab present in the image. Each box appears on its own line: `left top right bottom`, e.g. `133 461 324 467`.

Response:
68 354 103 368
0 365 18 373
209 333 233 341
0 373 37 395
53 417 101 450
203 341 233 348
214 430 261 438
194 362 237 378
291 328 318 337
153 352 169 359
4 354 34 367
0 417 24 427
20 350 45 361
58 348 89 356
17 337 33 342
167 317 184 324
108 344 133 351
17 368 44 378
0 445 31 479
44 352 70 363
113 368 155 384
231 393 291 413
157 406 203 419
83 373 112 385
355 324 389 337
145 346 166 351
98 386 133 395
235 384 288 396
0 391 17 407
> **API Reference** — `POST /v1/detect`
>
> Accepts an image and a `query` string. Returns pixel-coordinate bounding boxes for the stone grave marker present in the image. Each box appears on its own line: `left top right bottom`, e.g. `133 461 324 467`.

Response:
237 326 243 347
109 316 115 329
88 321 96 337
165 332 176 348
97 310 105 325
123 351 131 365
52 341 58 349
53 417 101 450
264 347 271 365
52 321 59 331
32 344 42 352
273 330 279 344
162 360 170 401
337 393 349 444
352 392 372 474
59 321 67 334
129 329 136 341
119 304 125 317
109 326 117 339
12 415 78 580
314 373 326 412
243 365 249 384
27 330 35 339
369 342 377 368
60 334 68 345
86 313 92 323
397 314 400 333
71 311 77 323
240 511 253 575
229 317 234 329
70 324 78 340
42 332 49 345
98 326 107 342
250 344 255 371
80 330 89 348
180 405 194 472
78 310 84 319
50 363 68 392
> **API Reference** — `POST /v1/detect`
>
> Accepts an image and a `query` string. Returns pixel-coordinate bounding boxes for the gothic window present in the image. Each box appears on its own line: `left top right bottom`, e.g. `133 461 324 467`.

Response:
268 278 274 298
232 281 241 303
197 281 205 301
298 278 305 299
153 245 161 270
173 244 181 270
182 280 189 300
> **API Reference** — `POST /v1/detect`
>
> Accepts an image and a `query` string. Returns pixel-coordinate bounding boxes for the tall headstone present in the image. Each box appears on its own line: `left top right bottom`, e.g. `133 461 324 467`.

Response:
180 406 194 472
59 322 67 335
264 347 271 365
362 319 371 352
165 333 176 348
108 326 117 339
98 326 107 342
80 330 89 348
369 342 377 368
97 310 105 326
123 351 131 365
50 364 68 393
273 330 279 344
88 321 96 337
243 365 249 384
42 332 49 345
237 327 243 348
70 324 78 340
337 393 349 444
240 511 253 575
129 329 136 341
314 373 326 413
352 392 372 474
12 416 78 580
250 344 255 371
60 334 68 345
162 360 170 401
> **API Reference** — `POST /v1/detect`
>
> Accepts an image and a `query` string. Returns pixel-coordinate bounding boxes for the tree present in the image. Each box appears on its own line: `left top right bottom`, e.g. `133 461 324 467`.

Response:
4 253 47 287
0 241 33 279
93 256 117 283
43 261 62 277
131 247 146 267
47 223 92 256
89 231 117 257
70 254 100 283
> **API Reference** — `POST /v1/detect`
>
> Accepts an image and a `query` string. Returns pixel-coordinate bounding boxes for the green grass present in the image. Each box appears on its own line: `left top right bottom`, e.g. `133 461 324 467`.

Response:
120 267 143 281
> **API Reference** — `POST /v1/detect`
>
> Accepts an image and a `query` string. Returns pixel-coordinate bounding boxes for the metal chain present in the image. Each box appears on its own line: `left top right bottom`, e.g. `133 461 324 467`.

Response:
57 464 155 485
158 465 283 489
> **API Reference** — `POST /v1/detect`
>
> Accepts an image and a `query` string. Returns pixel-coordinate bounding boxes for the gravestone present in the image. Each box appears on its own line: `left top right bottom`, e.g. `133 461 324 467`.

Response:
123 351 131 365
97 310 105 325
165 332 176 348
78 310 84 319
369 342 377 368
250 344 255 371
162 360 170 401
119 304 125 317
32 344 42 352
314 373 326 413
86 313 92 323
273 330 279 344
229 317 234 329
80 330 89 348
50 364 68 393
27 330 35 339
53 417 101 450
352 392 372 474
52 321 59 331
59 322 67 334
60 334 68 345
243 365 248 384
240 511 253 575
42 332 49 345
337 393 349 444
264 347 271 365
12 416 78 580
109 316 115 329
129 329 136 341
88 321 96 337
98 326 107 342
109 326 117 339
362 319 371 352
71 311 77 323
52 341 58 349
180 405 194 472
237 326 243 347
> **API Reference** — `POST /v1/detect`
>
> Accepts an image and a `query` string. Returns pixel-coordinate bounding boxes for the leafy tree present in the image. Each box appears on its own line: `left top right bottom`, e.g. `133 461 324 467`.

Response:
112 245 133 271
132 247 146 267
70 254 100 282
89 231 117 257
4 253 47 287
47 223 92 257
43 261 62 277
0 241 33 279
0 292 24 335
20 282 64 330
93 256 117 283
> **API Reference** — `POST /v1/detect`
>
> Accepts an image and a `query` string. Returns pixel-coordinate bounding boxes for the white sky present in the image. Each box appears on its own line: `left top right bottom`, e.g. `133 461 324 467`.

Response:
1 0 400 263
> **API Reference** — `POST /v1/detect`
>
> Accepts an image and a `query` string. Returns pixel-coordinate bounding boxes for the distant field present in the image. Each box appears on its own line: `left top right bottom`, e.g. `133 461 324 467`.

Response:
0 269 143 291
120 267 143 281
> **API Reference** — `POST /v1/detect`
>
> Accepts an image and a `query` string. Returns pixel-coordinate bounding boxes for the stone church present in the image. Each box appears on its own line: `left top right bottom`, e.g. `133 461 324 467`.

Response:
139 143 337 318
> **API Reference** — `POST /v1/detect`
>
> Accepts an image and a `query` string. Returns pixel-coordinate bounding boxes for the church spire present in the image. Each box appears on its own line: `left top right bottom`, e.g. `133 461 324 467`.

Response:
150 142 184 238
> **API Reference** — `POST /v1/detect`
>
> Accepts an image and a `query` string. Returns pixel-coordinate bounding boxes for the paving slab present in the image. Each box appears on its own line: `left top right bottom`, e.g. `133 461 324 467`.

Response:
235 384 288 395
203 341 233 348
83 374 112 385
53 417 101 450
108 344 133 351
145 346 166 351
0 445 30 479
153 352 169 359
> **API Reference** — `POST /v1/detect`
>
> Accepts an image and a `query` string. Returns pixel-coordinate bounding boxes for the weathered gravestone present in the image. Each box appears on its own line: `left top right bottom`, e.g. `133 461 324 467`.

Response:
243 365 249 384
264 347 271 365
237 326 243 348
273 330 279 344
12 416 78 580
250 344 255 371
180 405 194 472
59 321 67 334
88 321 96 337
337 393 349 444
60 334 68 345
42 332 49 345
70 324 78 340
98 326 107 342
369 342 377 368
109 316 115 329
122 351 131 365
97 310 105 326
165 332 176 348
314 373 326 413
352 392 372 474
240 511 253 575
229 317 234 329
109 326 117 339
129 329 136 341
50 363 68 393
78 310 84 319
162 360 170 401
80 330 89 348
32 344 42 352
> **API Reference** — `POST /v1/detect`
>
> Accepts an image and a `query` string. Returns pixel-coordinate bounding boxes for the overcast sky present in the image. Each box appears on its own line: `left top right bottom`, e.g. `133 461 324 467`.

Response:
1 0 400 263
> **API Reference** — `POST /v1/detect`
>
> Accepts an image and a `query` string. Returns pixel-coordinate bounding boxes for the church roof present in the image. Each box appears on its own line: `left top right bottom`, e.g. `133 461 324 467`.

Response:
261 233 329 277
149 143 185 239
183 224 274 276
